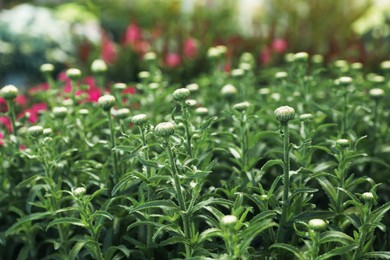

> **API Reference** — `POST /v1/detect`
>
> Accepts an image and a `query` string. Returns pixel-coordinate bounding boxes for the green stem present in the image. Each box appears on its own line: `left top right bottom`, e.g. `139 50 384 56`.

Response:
342 92 348 135
310 231 320 260
107 111 119 188
277 122 291 242
165 139 192 257
7 100 17 139
71 80 77 105
181 101 193 158
240 113 248 174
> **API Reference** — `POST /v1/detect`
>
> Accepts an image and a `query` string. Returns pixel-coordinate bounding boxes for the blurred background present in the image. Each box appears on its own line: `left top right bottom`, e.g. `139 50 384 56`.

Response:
1 0 390 87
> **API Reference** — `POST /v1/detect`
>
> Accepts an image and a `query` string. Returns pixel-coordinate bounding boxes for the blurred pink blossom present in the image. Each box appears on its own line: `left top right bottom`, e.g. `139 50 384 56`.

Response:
271 39 288 53
165 53 181 68
183 38 198 58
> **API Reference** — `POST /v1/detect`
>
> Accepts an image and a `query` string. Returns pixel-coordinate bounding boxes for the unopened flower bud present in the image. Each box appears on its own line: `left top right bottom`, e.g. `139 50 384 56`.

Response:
40 63 55 74
139 71 150 80
154 122 175 137
173 88 190 101
336 139 349 148
233 101 251 111
221 84 237 97
98 95 116 111
78 109 89 116
351 62 363 71
275 106 295 123
362 192 374 203
112 83 127 91
239 62 252 71
113 108 130 119
231 68 244 78
52 106 68 118
43 128 52 136
195 107 209 116
186 83 199 92
311 54 323 64
299 113 313 121
66 68 81 81
369 88 385 98
336 76 353 86
0 84 18 100
28 125 44 138
185 99 198 107
221 215 237 227
132 114 149 126
293 52 309 62
91 59 107 74
380 60 390 71
73 187 86 196
275 71 288 80
308 219 327 232
143 52 157 61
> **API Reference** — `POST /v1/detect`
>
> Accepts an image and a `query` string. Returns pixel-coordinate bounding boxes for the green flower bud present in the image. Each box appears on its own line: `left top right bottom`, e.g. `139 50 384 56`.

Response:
154 122 175 137
336 139 349 148
336 76 353 86
221 215 238 227
369 88 385 98
195 107 209 116
351 62 363 71
112 83 127 91
113 108 130 119
275 71 288 80
186 83 199 92
311 54 323 64
293 52 309 62
66 68 81 81
308 219 328 232
73 187 86 196
139 71 151 80
40 63 55 74
173 88 190 101
239 62 252 71
231 68 244 78
380 60 390 71
221 84 237 97
0 84 18 100
91 59 107 74
43 128 52 136
52 106 68 119
98 95 116 111
275 106 295 123
299 113 313 121
132 114 149 126
362 192 375 203
143 52 157 61
78 109 89 116
233 101 251 111
28 125 44 138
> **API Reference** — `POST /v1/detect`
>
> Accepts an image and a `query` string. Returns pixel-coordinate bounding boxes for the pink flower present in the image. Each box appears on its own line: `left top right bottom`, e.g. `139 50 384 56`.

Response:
165 53 181 68
101 32 117 64
28 83 49 95
21 103 48 123
124 23 141 45
16 95 28 108
0 132 3 146
183 38 198 58
260 47 272 65
0 97 7 113
0 116 11 133
271 38 288 53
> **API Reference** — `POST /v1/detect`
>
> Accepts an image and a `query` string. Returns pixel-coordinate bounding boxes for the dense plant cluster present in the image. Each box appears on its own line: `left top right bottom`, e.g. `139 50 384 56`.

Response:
1 51 390 259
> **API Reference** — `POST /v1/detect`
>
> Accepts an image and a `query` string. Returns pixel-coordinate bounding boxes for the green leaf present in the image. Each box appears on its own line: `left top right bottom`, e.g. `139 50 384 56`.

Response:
319 231 354 245
364 251 390 259
270 243 304 259
370 201 390 224
238 219 277 254
5 212 52 236
69 239 89 260
112 173 139 196
260 159 284 173
159 236 188 246
128 200 179 214
228 147 241 159
317 245 358 260
137 156 162 169
198 228 222 243
46 217 85 230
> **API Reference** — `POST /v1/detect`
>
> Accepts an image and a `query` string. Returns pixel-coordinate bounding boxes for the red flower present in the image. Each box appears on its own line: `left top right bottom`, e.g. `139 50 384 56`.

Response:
16 95 28 108
18 103 48 124
183 38 198 58
0 116 11 133
165 53 181 68
124 23 141 45
0 97 7 113
0 132 3 146
271 38 288 53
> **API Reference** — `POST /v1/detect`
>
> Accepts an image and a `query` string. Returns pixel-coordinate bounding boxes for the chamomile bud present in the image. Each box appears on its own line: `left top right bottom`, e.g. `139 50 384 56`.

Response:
98 95 116 111
132 114 149 126
311 54 323 64
308 219 328 232
239 62 252 71
299 113 313 121
186 83 199 92
293 52 309 62
154 122 175 137
275 71 288 80
91 59 107 74
351 62 363 71
78 109 89 116
66 68 81 81
336 139 349 148
149 83 160 90
285 53 295 63
112 83 127 91
43 128 52 136
0 84 18 100
143 52 157 62
231 68 244 78
73 187 86 196
195 107 209 116
185 99 198 107
274 106 295 123
336 76 353 86
207 47 221 59
216 45 227 55
221 215 238 227
139 71 150 80
40 63 55 74
380 60 390 71
28 125 44 138
362 192 375 203
113 108 130 119
369 88 385 98
233 101 251 111
221 84 237 97
52 106 68 119
173 88 190 101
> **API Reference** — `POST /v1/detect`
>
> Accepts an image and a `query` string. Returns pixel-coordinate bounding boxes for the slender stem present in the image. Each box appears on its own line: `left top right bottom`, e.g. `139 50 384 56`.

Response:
7 100 17 138
277 122 291 242
310 231 320 260
240 113 248 174
107 111 119 187
165 139 192 257
371 99 379 157
71 80 77 105
181 101 193 158
342 92 348 135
